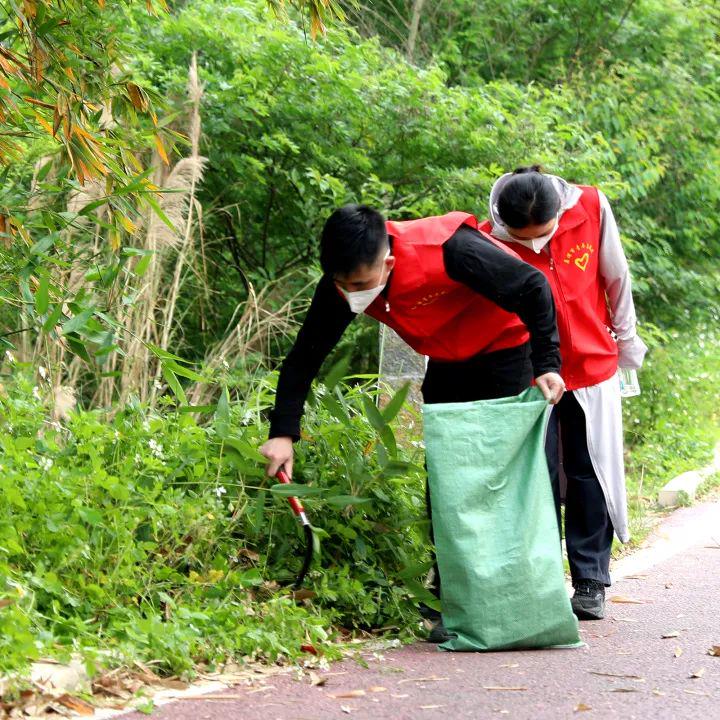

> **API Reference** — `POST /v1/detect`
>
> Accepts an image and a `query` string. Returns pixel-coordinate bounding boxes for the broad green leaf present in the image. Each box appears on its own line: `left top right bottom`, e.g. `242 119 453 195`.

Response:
162 366 187 405
325 495 372 507
42 303 64 332
61 309 93 335
223 437 267 463
361 395 386 432
380 424 398 458
270 483 324 498
166 359 205 382
35 274 49 315
381 382 410 423
398 560 434 580
403 578 441 612
323 354 351 391
214 386 231 440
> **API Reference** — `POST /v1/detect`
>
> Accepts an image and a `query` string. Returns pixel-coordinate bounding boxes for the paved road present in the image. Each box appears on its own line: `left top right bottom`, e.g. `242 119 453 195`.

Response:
123 502 720 720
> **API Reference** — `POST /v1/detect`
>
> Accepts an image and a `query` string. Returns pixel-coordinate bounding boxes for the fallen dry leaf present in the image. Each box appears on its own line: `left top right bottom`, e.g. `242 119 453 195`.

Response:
300 643 318 655
246 686 274 694
684 689 710 697
674 647 684 658
369 686 387 693
178 695 247 700
500 663 520 668
341 705 352 714
610 688 640 693
397 675 449 685
392 693 410 698
589 671 644 681
574 703 592 712
623 574 648 580
330 690 366 699
291 589 317 601
57 694 95 716
652 689 666 696
708 646 720 657
609 595 647 604
661 632 680 639
690 668 705 679
309 671 326 687
420 705 446 709
483 686 528 691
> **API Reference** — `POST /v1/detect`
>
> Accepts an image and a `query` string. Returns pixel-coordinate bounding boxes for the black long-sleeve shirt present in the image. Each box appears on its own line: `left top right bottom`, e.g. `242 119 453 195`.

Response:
269 226 560 439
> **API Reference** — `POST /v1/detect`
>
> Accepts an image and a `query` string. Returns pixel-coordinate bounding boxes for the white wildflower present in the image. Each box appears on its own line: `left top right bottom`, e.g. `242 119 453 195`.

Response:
38 366 48 380
215 485 227 498
38 457 53 472
148 438 164 459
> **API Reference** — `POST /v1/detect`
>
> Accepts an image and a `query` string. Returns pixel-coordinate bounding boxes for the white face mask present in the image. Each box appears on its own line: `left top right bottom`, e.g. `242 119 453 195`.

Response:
340 250 390 314
509 215 560 254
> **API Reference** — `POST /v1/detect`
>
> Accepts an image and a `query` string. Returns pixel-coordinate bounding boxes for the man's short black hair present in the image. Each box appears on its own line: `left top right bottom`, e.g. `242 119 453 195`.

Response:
320 204 388 277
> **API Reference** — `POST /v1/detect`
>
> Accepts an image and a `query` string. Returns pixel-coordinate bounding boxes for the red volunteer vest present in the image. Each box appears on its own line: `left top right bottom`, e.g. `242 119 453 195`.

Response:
364 212 530 361
480 186 617 390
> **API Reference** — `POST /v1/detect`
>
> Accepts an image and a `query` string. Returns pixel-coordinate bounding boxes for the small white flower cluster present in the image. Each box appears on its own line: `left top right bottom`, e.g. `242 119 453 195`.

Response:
148 438 164 459
38 457 53 472
215 485 227 499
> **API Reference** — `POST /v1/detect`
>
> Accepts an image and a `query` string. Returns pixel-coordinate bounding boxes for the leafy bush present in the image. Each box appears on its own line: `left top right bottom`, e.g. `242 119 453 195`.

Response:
0 369 428 676
622 321 720 538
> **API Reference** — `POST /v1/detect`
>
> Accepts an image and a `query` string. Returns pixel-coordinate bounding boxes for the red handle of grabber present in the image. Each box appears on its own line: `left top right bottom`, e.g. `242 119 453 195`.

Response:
276 467 305 517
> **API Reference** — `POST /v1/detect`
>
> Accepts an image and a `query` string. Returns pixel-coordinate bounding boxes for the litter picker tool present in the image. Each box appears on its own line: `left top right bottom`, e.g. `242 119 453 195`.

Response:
276 467 314 590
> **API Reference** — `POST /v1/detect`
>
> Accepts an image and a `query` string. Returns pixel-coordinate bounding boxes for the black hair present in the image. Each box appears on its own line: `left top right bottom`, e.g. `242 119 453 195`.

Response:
320 204 388 276
496 165 561 229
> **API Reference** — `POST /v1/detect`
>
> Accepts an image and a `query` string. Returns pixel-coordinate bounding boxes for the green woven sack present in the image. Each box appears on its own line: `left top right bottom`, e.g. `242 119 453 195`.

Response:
423 386 582 651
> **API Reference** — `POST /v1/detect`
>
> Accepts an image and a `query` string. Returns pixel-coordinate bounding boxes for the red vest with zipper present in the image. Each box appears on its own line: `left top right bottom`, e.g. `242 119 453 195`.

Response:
480 186 617 390
363 212 530 361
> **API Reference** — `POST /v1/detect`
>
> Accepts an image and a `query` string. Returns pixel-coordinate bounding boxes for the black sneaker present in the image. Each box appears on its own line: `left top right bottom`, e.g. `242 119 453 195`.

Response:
571 579 606 620
427 618 452 643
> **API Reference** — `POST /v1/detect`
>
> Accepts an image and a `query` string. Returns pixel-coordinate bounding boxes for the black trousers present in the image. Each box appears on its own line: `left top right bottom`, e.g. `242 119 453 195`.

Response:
545 390 614 586
421 342 533 598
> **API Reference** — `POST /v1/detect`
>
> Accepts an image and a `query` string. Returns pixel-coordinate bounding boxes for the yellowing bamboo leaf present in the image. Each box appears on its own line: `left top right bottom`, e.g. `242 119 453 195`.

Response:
34 112 55 137
63 66 76 82
661 632 680 639
0 75 8 90
118 214 136 234
674 647 683 658
98 0 105 7
690 668 705 679
574 704 592 712
154 134 169 165
126 82 148 111
708 645 720 656
330 690 366 698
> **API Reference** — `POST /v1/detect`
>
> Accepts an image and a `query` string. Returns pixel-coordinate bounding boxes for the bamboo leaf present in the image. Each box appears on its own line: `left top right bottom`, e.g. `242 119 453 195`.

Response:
161 365 187 405
214 385 230 440
381 382 410 423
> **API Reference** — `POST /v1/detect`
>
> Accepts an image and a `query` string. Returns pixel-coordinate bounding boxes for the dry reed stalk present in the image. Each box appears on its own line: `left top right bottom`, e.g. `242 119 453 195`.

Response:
186 273 312 407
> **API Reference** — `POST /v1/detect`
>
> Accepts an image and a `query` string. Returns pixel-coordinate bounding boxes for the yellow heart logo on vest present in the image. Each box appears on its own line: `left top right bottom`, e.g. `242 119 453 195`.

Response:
574 252 590 271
